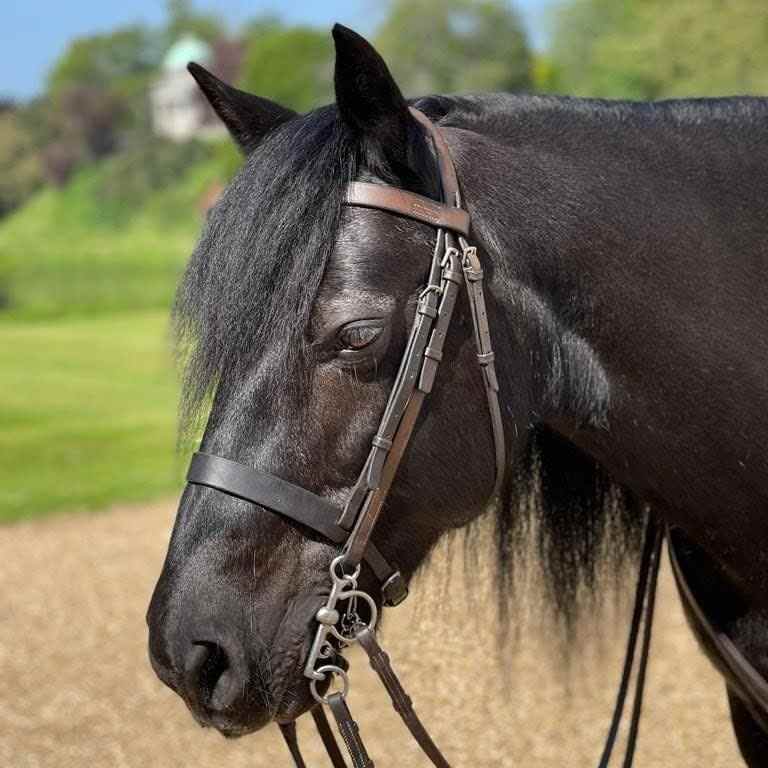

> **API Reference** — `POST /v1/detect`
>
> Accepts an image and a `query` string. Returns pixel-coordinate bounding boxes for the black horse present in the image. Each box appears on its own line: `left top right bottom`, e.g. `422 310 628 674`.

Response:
148 25 768 766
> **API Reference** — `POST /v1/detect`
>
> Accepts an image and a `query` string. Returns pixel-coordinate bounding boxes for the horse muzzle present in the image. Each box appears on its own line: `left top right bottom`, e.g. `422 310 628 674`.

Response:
147 572 329 735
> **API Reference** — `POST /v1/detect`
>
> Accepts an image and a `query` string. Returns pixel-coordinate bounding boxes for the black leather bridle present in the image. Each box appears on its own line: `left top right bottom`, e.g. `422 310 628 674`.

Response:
184 109 666 767
188 107 504 605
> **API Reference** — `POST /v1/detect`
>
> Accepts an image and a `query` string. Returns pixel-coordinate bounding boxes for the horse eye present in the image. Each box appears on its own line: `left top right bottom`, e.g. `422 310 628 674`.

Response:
339 324 382 351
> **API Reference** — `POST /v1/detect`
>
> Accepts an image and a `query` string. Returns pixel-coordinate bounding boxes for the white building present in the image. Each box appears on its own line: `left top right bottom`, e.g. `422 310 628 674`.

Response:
150 36 225 142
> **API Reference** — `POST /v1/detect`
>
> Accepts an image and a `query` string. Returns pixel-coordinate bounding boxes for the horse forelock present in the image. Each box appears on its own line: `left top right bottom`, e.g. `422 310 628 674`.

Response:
172 106 356 440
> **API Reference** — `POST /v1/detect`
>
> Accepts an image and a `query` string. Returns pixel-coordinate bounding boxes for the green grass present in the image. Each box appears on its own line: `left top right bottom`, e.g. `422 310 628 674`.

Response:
0 310 184 522
0 141 236 521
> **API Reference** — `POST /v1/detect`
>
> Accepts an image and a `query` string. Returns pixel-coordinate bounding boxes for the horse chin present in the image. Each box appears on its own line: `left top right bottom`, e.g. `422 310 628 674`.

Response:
265 599 329 725
274 680 319 724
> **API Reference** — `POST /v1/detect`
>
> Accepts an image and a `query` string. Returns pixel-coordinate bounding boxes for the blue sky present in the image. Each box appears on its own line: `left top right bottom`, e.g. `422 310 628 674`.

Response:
1 0 549 101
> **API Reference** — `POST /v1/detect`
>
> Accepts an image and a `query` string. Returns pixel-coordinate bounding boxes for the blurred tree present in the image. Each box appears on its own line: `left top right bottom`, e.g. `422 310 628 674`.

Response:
166 0 224 45
531 53 559 93
15 98 57 151
376 0 531 96
47 25 161 101
42 25 163 185
59 86 126 158
240 25 333 112
0 108 44 216
39 86 128 186
94 135 214 225
550 0 768 98
41 138 84 187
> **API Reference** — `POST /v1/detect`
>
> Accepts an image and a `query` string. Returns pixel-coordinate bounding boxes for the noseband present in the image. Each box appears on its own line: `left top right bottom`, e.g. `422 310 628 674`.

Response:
185 109 661 767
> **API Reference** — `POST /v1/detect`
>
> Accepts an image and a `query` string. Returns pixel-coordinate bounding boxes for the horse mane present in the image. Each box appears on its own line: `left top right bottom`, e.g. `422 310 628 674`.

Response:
416 93 655 630
174 93 647 630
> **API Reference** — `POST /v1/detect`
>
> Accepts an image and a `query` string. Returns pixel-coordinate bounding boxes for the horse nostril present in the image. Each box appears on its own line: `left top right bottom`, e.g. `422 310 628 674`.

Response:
184 641 239 712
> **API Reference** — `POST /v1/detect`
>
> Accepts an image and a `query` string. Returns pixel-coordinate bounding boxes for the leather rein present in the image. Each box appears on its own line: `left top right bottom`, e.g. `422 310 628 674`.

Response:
185 108 665 767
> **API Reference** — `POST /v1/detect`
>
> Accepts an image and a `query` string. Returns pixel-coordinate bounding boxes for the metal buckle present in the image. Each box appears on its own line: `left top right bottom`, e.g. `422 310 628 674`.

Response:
461 244 483 281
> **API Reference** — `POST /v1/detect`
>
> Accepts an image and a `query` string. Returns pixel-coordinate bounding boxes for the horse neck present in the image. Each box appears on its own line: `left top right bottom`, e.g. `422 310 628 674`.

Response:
447 97 768 607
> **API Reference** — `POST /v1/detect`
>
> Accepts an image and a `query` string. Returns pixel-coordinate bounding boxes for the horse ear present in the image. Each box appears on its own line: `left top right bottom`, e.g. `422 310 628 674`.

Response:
332 24 421 174
187 63 296 154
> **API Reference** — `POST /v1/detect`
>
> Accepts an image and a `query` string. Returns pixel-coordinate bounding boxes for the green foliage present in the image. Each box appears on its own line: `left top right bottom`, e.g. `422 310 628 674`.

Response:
165 0 224 45
93 135 214 225
0 311 181 521
211 138 245 181
240 25 333 111
47 25 161 99
0 149 225 318
549 0 768 98
376 0 531 96
0 110 44 217
42 25 164 184
530 53 559 93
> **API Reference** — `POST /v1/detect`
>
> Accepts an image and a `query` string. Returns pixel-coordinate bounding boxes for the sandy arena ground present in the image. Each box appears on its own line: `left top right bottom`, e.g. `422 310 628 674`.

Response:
1 500 745 767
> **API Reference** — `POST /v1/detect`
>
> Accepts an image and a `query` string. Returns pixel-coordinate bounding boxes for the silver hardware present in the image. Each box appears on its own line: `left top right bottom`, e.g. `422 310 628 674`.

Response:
316 606 340 625
310 664 350 705
461 244 483 281
418 283 442 300
440 246 460 268
304 555 379 683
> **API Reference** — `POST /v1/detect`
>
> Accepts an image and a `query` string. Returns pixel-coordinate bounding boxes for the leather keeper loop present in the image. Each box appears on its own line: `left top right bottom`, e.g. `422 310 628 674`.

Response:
477 351 495 365
464 266 484 282
417 301 438 319
381 571 408 607
371 435 393 450
424 347 443 362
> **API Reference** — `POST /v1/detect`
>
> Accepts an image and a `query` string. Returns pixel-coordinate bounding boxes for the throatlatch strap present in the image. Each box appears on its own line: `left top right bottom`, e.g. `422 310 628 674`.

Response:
457 235 506 502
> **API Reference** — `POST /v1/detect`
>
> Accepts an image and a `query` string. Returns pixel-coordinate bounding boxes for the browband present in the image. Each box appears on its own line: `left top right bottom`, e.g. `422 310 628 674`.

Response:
345 182 470 235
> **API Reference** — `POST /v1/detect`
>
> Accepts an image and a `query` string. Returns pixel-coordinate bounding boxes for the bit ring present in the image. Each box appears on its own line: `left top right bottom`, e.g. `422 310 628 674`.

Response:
329 589 379 642
310 664 349 704
331 554 360 583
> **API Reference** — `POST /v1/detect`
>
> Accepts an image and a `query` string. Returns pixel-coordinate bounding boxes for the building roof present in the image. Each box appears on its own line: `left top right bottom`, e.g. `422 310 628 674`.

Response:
163 35 212 72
